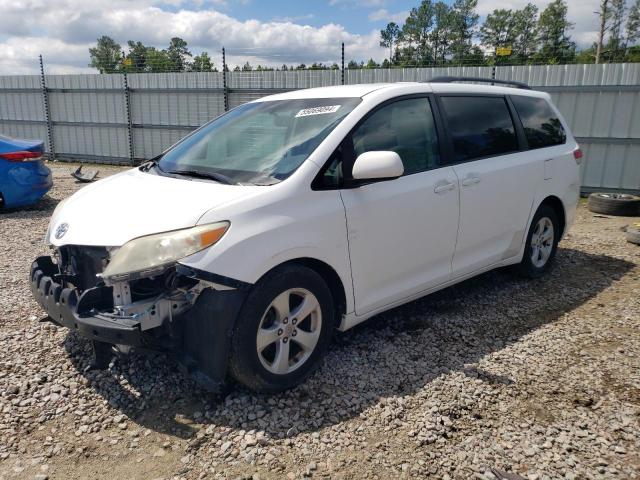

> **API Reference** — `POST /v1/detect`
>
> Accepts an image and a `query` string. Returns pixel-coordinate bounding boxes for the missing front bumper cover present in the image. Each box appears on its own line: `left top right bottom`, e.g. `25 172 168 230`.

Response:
30 256 142 345
30 255 251 392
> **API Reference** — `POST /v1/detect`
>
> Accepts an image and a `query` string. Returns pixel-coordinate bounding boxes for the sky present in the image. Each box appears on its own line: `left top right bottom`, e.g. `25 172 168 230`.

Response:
0 0 600 75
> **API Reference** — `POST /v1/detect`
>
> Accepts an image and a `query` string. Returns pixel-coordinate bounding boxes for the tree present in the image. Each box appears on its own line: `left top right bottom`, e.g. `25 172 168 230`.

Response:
513 4 539 60
479 9 518 51
595 0 610 63
167 37 192 71
627 0 640 47
380 22 401 61
365 58 379 68
192 52 214 72
537 0 575 63
401 1 436 64
450 0 479 61
89 36 122 73
123 41 147 72
606 0 626 61
145 48 173 72
241 61 253 71
431 2 455 63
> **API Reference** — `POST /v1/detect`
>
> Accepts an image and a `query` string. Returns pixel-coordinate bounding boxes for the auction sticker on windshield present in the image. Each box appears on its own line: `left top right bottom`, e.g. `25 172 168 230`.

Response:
295 105 341 117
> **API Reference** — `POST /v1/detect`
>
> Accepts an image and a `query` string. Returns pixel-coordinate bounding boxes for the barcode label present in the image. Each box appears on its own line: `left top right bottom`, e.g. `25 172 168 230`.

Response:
295 105 341 117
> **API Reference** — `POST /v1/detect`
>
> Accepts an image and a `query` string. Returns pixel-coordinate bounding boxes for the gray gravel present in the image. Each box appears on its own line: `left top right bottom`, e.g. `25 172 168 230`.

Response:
1 163 639 479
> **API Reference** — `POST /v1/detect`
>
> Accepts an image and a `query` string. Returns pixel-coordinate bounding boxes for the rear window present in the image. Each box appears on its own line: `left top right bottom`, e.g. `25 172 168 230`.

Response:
440 96 518 162
511 96 566 149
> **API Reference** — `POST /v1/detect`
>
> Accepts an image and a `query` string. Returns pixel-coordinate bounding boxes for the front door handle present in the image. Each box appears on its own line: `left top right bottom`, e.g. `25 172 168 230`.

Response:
461 176 480 186
434 182 456 194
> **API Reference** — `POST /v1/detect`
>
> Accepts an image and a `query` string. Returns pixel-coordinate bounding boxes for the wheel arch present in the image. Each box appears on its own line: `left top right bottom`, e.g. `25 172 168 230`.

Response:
255 257 348 325
538 195 566 238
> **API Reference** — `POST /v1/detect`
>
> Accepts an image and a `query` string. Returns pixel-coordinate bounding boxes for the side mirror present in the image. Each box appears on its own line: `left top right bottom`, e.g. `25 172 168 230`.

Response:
352 151 404 181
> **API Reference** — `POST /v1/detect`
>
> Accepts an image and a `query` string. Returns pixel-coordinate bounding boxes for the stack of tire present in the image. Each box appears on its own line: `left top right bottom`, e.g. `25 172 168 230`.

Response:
587 193 640 245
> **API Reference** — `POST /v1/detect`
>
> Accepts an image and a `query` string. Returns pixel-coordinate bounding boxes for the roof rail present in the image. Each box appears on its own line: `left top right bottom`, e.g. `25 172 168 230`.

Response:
424 76 531 90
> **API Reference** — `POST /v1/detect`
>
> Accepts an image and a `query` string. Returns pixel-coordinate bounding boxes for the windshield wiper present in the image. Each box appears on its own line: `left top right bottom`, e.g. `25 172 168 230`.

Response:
166 169 238 185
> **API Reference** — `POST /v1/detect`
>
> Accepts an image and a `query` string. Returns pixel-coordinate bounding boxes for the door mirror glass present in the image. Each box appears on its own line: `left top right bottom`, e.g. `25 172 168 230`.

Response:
352 151 404 181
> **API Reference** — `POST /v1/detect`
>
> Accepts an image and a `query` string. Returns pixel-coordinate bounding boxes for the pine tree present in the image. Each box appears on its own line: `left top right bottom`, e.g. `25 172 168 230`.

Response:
627 0 640 46
513 4 539 60
380 22 401 62
167 37 192 71
450 0 479 61
537 0 575 63
88 36 122 73
479 9 518 51
192 52 214 72
607 0 627 61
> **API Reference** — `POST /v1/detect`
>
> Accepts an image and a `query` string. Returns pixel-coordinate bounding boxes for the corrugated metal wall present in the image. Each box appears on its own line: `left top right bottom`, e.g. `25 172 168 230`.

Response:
0 64 638 192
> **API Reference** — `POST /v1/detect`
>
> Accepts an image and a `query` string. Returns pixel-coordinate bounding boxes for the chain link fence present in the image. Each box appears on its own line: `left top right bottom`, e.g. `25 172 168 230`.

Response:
0 56 639 193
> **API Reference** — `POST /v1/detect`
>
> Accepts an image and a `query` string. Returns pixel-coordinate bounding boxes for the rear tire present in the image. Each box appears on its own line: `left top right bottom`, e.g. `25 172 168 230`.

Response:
517 205 560 279
587 193 640 217
229 264 334 393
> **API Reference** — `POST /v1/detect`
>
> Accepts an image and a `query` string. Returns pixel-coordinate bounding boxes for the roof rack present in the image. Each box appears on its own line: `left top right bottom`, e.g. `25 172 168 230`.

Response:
424 76 531 90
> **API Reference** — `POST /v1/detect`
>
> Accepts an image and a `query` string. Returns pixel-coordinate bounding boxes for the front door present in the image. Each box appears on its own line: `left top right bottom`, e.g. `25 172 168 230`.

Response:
340 96 460 315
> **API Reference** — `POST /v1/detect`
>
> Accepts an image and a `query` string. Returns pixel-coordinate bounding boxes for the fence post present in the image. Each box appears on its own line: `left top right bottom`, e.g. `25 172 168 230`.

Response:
222 47 229 112
491 50 496 84
341 42 345 85
39 55 55 160
122 71 135 166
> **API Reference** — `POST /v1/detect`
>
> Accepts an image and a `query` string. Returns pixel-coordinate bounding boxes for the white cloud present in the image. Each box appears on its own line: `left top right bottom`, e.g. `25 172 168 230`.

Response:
0 0 605 74
368 8 408 23
328 0 386 7
0 0 386 74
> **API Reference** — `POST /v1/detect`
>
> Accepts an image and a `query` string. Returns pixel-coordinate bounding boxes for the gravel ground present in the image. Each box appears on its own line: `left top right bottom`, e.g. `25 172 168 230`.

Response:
1 163 639 480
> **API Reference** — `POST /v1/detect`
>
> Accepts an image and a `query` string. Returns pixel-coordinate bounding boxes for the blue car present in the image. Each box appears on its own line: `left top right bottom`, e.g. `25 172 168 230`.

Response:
0 134 52 209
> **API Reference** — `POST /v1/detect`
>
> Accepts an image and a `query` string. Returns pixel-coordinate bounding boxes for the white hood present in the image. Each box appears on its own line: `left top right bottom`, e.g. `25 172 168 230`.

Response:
49 168 261 247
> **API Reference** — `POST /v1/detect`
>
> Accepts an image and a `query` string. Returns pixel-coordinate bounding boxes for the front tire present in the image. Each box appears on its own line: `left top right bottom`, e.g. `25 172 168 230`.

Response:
229 264 335 393
517 205 560 278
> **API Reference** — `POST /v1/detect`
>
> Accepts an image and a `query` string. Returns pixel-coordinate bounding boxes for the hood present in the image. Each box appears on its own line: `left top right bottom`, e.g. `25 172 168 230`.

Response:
49 168 261 247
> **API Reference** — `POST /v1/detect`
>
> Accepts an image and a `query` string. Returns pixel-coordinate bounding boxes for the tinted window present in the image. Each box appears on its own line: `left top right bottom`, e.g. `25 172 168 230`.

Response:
440 96 518 162
351 98 440 175
511 96 566 149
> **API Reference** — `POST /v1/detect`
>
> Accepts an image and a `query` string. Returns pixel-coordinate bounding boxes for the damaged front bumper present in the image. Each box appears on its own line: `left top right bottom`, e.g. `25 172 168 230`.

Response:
30 255 250 391
31 256 144 345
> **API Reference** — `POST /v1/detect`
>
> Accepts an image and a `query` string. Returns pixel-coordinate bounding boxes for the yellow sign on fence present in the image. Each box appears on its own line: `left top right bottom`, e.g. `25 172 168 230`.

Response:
496 46 512 56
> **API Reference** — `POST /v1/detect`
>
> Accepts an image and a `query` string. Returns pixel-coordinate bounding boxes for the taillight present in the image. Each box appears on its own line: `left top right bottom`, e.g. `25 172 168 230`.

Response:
0 151 42 162
573 148 583 165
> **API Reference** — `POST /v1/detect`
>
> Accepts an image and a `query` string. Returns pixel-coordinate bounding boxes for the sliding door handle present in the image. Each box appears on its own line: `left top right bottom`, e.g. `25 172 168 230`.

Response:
434 182 456 194
461 176 480 186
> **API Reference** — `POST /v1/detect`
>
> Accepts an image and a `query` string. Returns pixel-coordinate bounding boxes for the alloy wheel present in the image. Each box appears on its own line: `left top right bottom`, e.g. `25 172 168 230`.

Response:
530 216 554 268
256 288 322 375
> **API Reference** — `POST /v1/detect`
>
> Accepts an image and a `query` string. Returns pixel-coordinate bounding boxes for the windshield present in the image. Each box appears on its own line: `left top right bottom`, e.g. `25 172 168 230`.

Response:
157 97 362 185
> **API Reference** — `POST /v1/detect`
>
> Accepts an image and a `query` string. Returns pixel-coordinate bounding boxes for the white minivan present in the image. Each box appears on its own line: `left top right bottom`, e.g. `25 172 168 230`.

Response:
31 78 581 392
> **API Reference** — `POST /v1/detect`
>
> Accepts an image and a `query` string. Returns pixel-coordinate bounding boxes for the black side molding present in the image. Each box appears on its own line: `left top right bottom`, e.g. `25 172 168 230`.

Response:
176 264 252 291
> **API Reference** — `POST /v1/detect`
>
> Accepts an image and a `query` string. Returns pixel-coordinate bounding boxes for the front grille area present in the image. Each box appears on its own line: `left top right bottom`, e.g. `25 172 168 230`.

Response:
57 246 109 292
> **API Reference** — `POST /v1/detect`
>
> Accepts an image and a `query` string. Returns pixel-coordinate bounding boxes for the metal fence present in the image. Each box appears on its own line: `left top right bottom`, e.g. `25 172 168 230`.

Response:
1 63 639 193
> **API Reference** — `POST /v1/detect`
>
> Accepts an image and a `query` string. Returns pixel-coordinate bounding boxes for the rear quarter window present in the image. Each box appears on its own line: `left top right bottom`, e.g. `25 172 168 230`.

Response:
439 96 518 162
511 96 566 149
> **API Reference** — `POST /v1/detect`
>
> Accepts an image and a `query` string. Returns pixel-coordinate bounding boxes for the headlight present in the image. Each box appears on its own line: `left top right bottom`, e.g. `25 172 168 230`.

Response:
100 221 230 281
